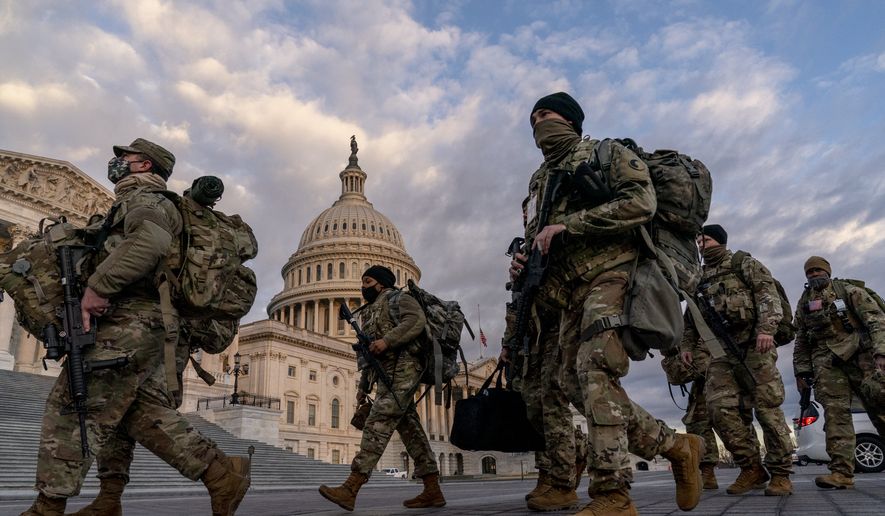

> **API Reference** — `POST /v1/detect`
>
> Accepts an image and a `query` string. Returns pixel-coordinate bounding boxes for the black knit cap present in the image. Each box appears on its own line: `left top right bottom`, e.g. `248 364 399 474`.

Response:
362 265 396 288
531 92 585 135
702 224 728 245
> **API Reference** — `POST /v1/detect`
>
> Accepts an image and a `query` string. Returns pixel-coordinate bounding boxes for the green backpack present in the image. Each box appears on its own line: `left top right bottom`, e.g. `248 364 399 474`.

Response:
831 278 885 322
0 219 89 339
389 279 474 404
158 178 258 321
732 250 796 346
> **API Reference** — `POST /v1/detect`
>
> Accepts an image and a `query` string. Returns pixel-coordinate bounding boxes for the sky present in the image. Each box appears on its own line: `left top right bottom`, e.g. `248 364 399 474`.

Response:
2 0 884 429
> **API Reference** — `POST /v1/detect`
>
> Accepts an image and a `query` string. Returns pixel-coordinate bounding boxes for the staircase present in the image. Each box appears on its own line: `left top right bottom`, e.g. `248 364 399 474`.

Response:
0 369 397 497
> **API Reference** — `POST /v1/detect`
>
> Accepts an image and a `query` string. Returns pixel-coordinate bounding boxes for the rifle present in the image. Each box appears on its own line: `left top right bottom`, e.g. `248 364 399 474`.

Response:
507 170 565 357
694 287 757 393
339 303 402 410
43 245 128 458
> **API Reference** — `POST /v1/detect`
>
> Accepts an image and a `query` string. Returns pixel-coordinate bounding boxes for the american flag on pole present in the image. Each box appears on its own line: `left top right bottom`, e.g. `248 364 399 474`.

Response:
479 329 488 347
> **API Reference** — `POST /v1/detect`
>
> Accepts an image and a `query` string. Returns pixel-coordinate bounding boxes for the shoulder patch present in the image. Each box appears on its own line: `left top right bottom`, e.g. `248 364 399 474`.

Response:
628 158 643 170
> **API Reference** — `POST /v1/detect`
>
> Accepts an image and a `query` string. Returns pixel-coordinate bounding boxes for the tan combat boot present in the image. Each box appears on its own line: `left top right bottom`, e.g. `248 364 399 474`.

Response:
526 470 552 501
574 488 637 516
526 485 578 512
19 494 66 516
201 455 251 516
318 471 369 511
661 433 704 511
814 471 854 489
67 476 126 516
726 462 769 495
403 472 446 508
701 463 719 490
764 475 793 496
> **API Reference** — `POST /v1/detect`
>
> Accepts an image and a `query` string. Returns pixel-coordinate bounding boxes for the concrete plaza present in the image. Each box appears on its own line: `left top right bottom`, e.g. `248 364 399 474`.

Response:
3 464 884 515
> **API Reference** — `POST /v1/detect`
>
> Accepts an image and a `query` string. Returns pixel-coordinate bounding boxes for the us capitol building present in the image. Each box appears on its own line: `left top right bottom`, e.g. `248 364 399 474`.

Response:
0 140 531 477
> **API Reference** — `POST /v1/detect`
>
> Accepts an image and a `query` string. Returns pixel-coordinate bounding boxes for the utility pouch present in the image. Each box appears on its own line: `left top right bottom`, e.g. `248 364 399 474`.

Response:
351 398 373 431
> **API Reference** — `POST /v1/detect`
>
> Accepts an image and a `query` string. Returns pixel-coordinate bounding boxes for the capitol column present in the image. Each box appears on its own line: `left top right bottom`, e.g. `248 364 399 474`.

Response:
327 298 335 335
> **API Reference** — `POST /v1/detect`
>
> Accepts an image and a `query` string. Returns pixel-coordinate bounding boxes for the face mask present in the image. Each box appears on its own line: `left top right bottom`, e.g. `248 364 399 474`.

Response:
107 157 131 184
361 286 380 304
532 118 580 164
702 245 727 265
808 275 831 291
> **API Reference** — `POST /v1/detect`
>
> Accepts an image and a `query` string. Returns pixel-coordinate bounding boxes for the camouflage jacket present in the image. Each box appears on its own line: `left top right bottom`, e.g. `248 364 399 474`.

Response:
87 173 182 300
686 249 782 354
360 288 426 352
793 280 885 375
525 137 655 303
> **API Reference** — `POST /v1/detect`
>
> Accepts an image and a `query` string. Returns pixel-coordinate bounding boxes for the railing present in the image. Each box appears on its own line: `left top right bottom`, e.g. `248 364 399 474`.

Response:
195 393 281 411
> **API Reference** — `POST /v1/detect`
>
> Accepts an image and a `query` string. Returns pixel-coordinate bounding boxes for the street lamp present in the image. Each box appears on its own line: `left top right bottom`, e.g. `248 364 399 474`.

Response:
231 352 242 405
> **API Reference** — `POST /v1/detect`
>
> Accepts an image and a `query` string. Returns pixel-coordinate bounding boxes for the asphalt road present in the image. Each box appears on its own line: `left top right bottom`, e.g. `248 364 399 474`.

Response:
2 464 884 515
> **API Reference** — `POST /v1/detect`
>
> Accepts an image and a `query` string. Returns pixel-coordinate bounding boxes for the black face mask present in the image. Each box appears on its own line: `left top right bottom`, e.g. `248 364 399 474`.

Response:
361 286 380 304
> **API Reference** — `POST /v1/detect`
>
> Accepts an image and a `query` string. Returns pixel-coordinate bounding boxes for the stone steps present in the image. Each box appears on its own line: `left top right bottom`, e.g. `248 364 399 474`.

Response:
0 369 399 492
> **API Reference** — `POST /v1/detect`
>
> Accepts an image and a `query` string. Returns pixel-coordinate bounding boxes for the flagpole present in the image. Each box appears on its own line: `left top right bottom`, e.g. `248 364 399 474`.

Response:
477 304 482 359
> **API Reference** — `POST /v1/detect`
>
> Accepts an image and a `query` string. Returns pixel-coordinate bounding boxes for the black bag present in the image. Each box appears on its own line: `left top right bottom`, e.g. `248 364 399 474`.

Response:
449 362 544 452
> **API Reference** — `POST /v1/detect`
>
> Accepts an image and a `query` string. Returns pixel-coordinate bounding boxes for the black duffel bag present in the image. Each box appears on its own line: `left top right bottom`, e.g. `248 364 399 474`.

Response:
449 361 544 452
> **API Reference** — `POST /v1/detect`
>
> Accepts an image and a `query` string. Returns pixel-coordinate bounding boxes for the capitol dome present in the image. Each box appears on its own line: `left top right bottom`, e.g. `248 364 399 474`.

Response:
266 137 421 336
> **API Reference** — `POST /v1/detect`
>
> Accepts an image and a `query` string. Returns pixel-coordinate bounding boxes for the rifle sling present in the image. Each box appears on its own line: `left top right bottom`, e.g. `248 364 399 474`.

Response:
684 297 726 359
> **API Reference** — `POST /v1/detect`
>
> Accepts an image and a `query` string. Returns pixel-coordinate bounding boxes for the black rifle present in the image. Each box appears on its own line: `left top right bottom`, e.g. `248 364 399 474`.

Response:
43 245 128 458
694 288 757 393
507 170 565 357
339 304 402 409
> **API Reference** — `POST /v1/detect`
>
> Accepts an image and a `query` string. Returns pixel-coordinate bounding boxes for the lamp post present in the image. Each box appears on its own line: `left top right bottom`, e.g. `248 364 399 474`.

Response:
231 352 241 405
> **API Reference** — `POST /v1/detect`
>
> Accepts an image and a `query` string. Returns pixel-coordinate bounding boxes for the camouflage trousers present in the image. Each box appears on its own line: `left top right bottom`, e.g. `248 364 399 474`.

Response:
511 318 576 489
351 351 437 478
682 378 720 465
705 344 792 476
86 342 194 483
557 265 678 495
35 305 220 498
812 349 885 476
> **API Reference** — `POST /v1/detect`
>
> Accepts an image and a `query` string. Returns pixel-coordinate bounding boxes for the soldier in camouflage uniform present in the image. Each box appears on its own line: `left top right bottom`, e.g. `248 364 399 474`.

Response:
793 256 885 489
319 265 443 511
69 319 237 516
501 199 579 510
511 92 703 515
682 225 793 496
21 139 250 516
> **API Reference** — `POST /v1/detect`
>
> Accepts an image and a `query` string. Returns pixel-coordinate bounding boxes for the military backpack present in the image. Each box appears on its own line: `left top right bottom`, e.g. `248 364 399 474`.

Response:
731 250 796 346
157 184 258 322
389 279 474 404
831 279 885 316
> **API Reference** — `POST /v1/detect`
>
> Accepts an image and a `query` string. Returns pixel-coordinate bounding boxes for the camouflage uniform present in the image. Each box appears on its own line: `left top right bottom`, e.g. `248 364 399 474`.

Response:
684 249 793 477
678 351 722 468
34 173 223 498
793 280 885 477
525 137 680 496
351 289 437 478
504 298 576 489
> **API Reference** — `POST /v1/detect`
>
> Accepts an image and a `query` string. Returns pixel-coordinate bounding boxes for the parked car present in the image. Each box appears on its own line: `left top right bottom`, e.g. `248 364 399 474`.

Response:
382 467 407 479
795 400 885 473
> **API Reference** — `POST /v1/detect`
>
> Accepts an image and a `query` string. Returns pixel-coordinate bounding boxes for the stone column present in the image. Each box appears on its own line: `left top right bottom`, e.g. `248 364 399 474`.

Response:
327 298 334 335
289 305 295 327
312 301 319 333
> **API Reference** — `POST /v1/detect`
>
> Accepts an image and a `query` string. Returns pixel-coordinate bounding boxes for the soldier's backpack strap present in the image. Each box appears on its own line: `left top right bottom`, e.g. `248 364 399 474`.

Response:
683 296 726 359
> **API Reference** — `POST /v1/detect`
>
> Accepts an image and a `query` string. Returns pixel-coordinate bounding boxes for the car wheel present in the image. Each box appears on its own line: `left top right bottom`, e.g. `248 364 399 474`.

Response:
855 435 885 473
797 459 808 467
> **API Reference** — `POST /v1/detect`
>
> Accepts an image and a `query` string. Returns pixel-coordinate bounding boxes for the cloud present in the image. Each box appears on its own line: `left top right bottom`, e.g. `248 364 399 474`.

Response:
0 81 77 115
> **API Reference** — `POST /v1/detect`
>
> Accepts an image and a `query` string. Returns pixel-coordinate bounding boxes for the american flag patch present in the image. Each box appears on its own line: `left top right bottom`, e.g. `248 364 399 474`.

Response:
808 299 823 312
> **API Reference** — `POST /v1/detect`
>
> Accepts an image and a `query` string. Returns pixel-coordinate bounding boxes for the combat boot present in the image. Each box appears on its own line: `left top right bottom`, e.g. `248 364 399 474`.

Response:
403 472 446 508
526 470 552 500
67 476 126 516
201 455 251 516
574 488 637 516
19 494 66 516
726 462 769 495
764 475 793 496
661 433 704 511
701 463 719 490
318 471 369 511
814 471 854 489
526 485 578 512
